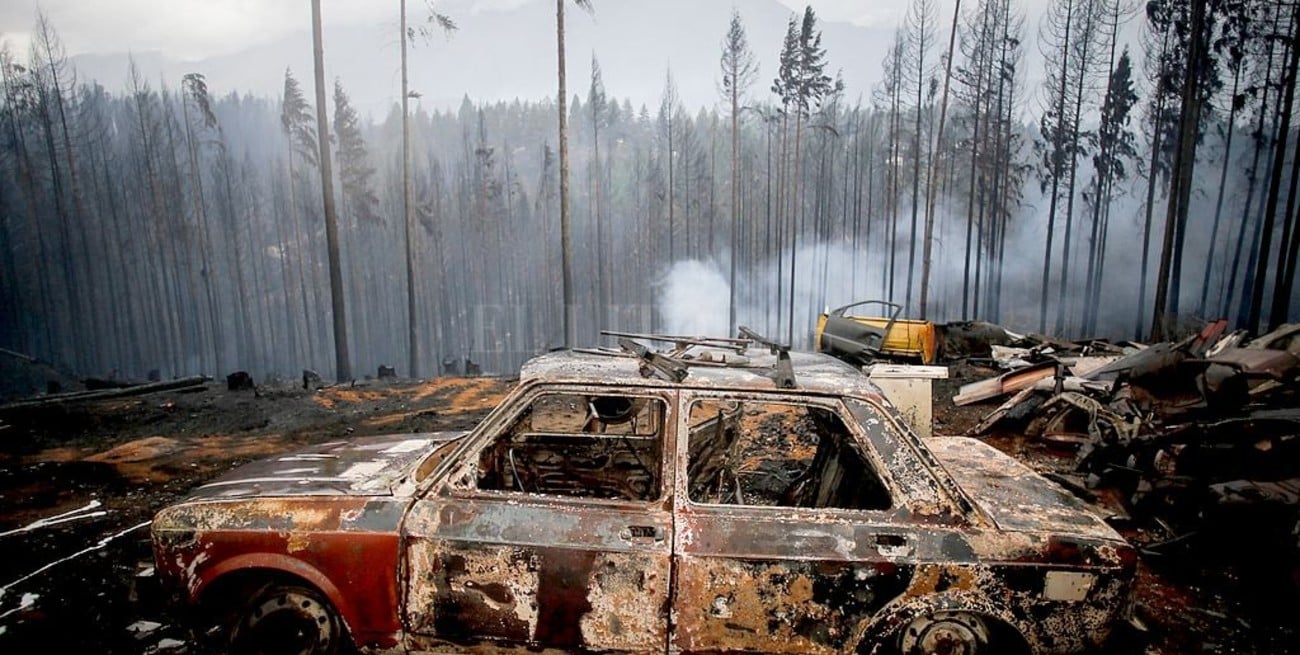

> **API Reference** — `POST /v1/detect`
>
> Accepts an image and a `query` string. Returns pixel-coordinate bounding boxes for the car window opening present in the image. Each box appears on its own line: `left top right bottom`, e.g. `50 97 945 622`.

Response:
476 393 665 501
688 399 891 510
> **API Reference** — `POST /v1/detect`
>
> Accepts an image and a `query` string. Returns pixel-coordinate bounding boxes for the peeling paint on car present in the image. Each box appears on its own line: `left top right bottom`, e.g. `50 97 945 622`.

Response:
152 347 1135 654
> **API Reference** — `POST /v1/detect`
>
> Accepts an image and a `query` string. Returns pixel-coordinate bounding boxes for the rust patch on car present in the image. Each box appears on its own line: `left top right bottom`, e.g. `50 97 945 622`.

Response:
578 552 666 649
907 564 977 595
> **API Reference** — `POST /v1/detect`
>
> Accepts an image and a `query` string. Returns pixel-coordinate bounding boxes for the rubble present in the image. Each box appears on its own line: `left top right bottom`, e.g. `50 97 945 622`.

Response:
957 321 1300 569
1247 323 1300 355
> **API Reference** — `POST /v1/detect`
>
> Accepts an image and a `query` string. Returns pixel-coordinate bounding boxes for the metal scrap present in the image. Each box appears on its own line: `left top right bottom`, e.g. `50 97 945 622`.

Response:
964 320 1300 567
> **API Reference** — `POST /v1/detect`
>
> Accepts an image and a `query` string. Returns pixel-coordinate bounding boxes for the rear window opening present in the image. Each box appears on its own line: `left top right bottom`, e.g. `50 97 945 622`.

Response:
687 399 891 511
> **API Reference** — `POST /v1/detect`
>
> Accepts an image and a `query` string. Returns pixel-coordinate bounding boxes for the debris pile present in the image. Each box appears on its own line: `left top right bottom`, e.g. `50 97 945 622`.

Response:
960 322 1300 557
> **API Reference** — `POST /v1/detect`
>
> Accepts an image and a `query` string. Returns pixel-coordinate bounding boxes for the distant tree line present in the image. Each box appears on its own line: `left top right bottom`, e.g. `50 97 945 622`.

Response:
0 1 1297 382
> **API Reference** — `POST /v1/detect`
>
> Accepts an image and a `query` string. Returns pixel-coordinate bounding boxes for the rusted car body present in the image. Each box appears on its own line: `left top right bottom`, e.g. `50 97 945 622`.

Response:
152 347 1135 655
817 301 939 365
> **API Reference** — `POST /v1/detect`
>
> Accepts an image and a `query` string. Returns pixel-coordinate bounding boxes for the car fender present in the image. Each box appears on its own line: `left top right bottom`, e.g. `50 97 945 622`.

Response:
192 551 358 635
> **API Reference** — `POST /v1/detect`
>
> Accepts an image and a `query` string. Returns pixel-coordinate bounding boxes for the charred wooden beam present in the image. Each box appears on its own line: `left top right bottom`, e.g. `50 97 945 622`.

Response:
0 375 209 413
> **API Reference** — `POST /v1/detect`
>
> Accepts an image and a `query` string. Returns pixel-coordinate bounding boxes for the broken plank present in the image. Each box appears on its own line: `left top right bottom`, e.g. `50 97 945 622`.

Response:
953 376 1003 406
953 361 1058 406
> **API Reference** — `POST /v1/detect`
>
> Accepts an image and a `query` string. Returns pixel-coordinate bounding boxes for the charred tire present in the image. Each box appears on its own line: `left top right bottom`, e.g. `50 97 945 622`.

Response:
898 612 991 655
229 584 343 655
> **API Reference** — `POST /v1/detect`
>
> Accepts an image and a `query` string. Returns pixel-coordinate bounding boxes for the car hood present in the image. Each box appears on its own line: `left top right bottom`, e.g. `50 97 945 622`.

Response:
927 437 1121 542
187 432 467 500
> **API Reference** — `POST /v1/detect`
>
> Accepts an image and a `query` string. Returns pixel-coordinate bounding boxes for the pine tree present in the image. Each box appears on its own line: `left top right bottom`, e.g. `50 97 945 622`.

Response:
774 6 840 343
720 10 758 334
180 72 222 370
1082 48 1138 334
333 80 380 226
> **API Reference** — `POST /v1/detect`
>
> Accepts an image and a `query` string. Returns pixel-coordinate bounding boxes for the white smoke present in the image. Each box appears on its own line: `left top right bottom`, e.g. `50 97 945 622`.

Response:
655 241 894 348
655 259 732 336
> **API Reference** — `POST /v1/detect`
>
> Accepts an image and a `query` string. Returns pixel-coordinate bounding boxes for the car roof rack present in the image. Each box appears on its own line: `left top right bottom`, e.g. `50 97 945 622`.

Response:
615 337 689 382
600 330 751 356
571 329 797 389
737 326 796 389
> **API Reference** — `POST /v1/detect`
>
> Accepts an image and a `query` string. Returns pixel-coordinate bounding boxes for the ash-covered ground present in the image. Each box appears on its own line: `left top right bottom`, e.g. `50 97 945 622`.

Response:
0 369 1292 653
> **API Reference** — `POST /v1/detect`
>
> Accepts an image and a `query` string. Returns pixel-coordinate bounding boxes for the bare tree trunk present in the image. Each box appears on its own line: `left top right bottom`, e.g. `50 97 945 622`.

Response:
1245 5 1299 334
180 88 222 372
401 0 420 376
920 0 961 320
1199 61 1240 316
1055 0 1098 336
1083 0 1123 335
728 77 739 333
962 51 986 321
592 97 606 333
1152 0 1208 341
787 111 804 345
1268 96 1300 327
1136 23 1170 339
887 42 903 302
1040 0 1075 333
906 40 926 315
311 0 351 380
555 0 575 347
775 111 788 337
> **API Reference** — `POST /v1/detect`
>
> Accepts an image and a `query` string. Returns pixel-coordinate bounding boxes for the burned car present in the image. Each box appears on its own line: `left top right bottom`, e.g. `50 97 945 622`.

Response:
152 338 1135 655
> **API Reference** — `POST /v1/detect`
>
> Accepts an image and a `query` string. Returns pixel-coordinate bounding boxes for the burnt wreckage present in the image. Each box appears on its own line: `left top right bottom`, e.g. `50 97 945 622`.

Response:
152 332 1135 654
963 322 1300 559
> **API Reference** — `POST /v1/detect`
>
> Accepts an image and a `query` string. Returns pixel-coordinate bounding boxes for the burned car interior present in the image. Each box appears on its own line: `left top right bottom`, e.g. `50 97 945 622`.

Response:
687 398 892 510
473 388 893 510
475 392 665 501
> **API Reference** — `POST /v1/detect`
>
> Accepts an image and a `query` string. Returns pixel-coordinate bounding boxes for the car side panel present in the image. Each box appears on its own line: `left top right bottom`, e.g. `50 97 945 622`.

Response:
672 505 916 653
402 495 673 653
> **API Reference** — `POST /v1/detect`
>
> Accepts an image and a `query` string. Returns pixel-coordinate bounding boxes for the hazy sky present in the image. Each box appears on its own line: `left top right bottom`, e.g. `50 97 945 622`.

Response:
0 0 913 61
0 0 1076 119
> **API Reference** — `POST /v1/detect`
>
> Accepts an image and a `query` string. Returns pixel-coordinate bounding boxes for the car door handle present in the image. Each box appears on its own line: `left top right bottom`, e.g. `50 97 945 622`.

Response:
875 533 913 556
619 525 665 542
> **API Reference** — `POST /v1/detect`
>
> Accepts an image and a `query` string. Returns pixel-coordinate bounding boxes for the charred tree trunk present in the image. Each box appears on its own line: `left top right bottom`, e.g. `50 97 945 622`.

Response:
310 0 351 380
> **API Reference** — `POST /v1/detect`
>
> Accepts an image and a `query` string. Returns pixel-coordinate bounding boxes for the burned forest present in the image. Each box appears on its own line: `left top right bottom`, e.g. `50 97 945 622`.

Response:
1 0 1300 653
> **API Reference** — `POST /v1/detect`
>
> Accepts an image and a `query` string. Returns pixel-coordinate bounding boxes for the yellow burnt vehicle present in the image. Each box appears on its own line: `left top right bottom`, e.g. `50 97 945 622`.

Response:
816 300 939 365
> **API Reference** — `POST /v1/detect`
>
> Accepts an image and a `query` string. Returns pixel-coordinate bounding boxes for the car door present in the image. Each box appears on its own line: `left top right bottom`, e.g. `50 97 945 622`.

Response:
669 391 947 654
402 386 676 653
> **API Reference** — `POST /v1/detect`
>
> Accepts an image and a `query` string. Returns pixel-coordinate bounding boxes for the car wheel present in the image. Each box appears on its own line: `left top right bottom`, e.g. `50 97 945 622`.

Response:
230 584 343 655
898 612 991 655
